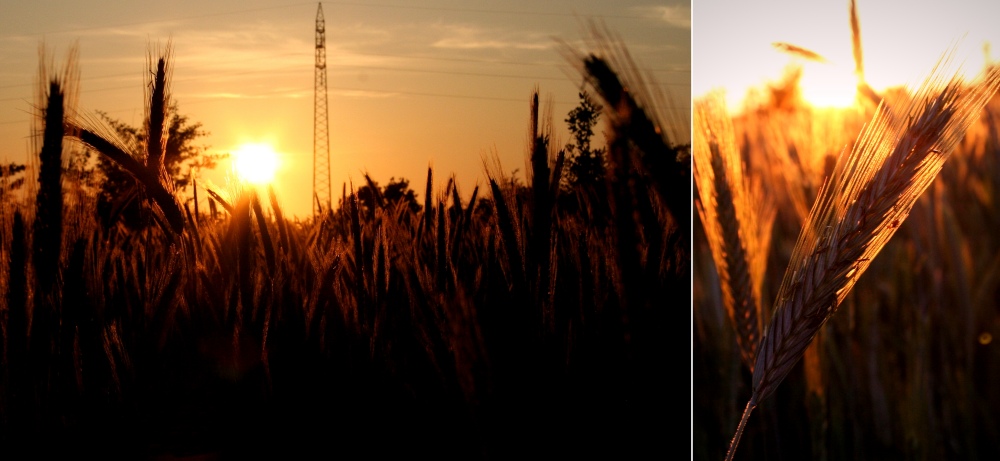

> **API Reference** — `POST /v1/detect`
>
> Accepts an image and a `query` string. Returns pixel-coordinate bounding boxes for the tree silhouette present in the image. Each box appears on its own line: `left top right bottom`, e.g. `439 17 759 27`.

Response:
343 176 422 217
92 103 225 229
563 91 607 189
0 163 27 204
383 177 421 213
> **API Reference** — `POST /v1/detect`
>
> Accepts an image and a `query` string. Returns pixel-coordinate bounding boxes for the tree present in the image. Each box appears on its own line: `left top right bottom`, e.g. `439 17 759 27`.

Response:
382 177 421 213
92 103 225 229
562 91 607 190
348 176 421 217
96 103 223 193
0 163 26 206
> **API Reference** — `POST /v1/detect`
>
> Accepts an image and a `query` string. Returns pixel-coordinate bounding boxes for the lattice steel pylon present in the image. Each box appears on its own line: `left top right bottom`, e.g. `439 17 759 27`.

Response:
313 2 332 217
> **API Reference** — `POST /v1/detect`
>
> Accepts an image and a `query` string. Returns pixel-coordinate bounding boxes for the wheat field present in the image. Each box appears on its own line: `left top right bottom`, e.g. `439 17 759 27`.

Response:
0 28 687 459
694 56 1000 459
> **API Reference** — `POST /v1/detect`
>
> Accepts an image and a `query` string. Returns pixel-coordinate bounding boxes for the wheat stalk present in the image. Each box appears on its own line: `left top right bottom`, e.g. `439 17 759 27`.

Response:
145 44 171 176
32 43 79 295
724 61 1000 461
268 184 290 252
68 44 185 235
559 20 690 237
694 92 774 371
251 191 275 273
850 0 880 106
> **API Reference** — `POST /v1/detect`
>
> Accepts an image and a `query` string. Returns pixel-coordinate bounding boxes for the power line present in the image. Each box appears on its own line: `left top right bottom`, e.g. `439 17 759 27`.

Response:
0 81 691 119
0 3 691 124
1 1 664 39
0 49 687 93
1 4 688 104
0 60 688 106
323 1 660 20
0 83 694 126
0 2 317 39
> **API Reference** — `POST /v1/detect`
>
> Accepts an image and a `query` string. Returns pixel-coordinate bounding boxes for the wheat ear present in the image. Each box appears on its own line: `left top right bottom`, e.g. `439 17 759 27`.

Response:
694 92 774 372
725 61 1000 461
33 44 79 292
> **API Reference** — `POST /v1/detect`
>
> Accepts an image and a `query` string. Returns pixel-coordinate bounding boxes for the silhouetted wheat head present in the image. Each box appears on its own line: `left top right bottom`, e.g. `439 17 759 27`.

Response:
561 21 690 241
69 43 185 236
32 44 79 294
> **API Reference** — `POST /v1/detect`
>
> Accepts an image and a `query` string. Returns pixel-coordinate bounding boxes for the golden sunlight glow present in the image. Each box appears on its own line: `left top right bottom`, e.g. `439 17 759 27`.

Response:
798 63 859 109
693 1 999 115
232 143 280 185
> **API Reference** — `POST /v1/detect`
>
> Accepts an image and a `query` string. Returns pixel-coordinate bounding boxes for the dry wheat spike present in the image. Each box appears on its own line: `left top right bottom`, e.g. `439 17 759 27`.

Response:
724 60 1000 461
694 92 775 371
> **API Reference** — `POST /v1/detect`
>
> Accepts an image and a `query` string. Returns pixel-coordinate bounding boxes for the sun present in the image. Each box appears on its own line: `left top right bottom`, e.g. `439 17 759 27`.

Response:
232 143 280 185
798 64 859 109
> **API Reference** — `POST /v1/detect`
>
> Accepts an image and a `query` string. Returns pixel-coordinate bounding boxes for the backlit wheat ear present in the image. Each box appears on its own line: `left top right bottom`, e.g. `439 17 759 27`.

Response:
694 92 775 372
33 43 79 293
724 61 1000 461
145 43 171 176
67 42 185 235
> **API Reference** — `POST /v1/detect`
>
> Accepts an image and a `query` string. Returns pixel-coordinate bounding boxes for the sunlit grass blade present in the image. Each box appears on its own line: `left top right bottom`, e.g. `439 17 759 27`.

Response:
205 188 234 215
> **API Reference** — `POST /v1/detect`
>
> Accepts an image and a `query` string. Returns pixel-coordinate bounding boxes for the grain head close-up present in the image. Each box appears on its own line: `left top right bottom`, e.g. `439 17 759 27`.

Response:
693 0 1000 460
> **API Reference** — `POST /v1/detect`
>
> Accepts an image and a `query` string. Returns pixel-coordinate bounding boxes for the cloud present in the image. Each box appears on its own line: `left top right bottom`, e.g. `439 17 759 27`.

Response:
433 38 549 51
184 87 308 100
332 89 399 99
430 24 551 51
195 92 248 99
633 5 691 29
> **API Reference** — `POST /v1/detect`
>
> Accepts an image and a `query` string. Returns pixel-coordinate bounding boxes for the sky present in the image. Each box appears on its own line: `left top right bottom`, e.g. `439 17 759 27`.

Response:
0 0 690 219
694 0 1000 112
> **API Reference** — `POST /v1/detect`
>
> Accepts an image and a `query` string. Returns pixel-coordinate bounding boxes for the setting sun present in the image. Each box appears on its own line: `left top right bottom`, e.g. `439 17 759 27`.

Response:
232 142 280 185
798 63 858 109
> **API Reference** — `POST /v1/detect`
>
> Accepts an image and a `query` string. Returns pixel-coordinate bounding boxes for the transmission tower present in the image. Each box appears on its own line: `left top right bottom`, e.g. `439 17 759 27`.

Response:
313 2 332 216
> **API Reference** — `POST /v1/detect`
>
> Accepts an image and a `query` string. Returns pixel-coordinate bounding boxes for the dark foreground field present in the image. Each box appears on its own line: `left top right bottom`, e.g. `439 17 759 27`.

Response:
0 30 687 460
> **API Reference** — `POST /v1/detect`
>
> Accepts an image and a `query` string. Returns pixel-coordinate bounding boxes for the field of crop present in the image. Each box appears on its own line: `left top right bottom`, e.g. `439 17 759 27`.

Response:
693 57 1000 460
0 30 687 459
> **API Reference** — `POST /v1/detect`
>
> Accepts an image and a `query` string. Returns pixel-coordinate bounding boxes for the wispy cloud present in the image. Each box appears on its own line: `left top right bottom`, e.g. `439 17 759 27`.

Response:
430 24 551 51
174 23 308 70
195 92 248 99
632 5 690 29
185 86 308 100
332 89 400 99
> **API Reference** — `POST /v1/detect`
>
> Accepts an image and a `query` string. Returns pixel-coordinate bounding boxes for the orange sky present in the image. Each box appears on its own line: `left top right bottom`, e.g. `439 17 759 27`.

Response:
0 0 690 219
